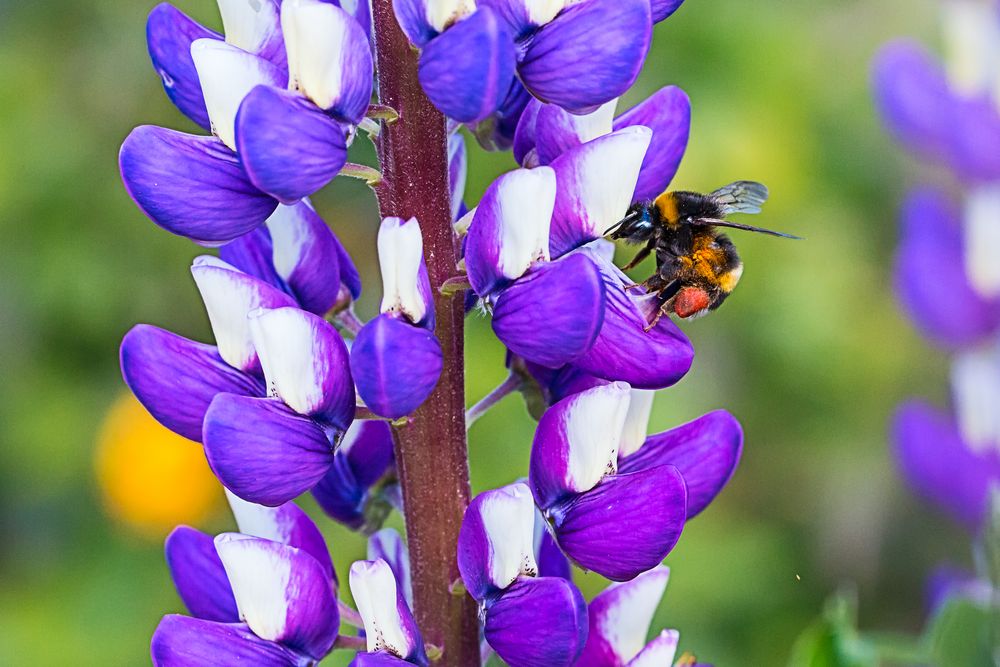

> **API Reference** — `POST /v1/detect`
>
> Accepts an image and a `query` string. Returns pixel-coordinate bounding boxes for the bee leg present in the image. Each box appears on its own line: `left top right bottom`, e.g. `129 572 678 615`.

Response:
643 300 673 332
621 240 655 271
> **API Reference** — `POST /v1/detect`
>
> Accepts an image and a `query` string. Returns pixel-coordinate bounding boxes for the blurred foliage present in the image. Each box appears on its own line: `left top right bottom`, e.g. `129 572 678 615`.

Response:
0 0 984 664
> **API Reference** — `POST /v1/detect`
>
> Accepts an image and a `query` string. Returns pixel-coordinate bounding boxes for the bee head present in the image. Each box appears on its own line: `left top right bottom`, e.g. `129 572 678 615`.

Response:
605 204 655 242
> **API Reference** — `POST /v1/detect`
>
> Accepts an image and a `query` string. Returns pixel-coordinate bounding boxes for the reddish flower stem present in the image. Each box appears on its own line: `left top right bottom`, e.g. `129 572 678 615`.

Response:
369 1 480 665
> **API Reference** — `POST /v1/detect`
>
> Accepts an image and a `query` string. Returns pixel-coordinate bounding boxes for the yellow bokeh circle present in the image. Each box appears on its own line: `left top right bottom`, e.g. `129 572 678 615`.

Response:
95 393 223 537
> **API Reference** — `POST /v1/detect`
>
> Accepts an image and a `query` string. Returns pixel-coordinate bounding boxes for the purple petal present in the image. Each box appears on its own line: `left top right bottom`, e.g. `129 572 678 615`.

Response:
872 40 953 161
224 491 336 583
368 529 413 608
492 254 606 368
572 251 694 389
522 360 608 406
535 517 572 580
619 411 743 519
191 256 299 374
215 534 339 660
533 101 616 166
513 97 542 165
151 616 303 667
893 188 999 348
576 566 668 666
312 420 396 527
483 576 588 667
269 202 358 313
281 0 374 124
488 78 534 151
519 0 651 113
350 314 443 419
613 86 690 202
204 394 334 506
550 464 686 581
350 559 427 665
165 526 239 623
548 127 652 259
892 400 1000 530
950 93 1000 182
351 653 416 666
465 167 556 296
628 630 679 667
458 483 539 601
119 126 278 245
249 307 354 430
650 0 684 22
235 86 348 204
146 4 219 129
220 226 284 291
393 0 437 47
418 7 517 123
120 325 264 442
529 383 631 511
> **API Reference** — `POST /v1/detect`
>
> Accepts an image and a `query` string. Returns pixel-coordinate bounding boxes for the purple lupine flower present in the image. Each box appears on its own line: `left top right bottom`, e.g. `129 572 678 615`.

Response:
147 0 287 130
123 0 372 244
121 203 357 444
203 302 355 505
465 127 693 389
576 566 695 667
893 399 1000 530
235 0 374 203
349 558 428 666
458 483 588 667
154 494 338 665
351 217 444 419
892 188 1000 348
397 0 662 122
514 86 691 202
311 420 397 529
528 383 687 581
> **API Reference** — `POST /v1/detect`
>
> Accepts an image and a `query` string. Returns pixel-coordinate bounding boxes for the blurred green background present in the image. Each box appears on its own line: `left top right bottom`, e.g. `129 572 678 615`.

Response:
0 0 971 664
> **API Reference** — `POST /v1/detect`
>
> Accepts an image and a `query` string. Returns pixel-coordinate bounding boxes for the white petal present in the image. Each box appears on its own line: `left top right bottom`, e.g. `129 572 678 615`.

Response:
951 344 1000 455
350 559 412 656
523 0 567 26
496 167 556 278
942 0 1000 96
479 482 538 588
215 533 291 640
963 185 1000 298
190 39 282 150
564 382 631 492
425 0 477 33
619 389 655 458
225 489 290 543
378 217 428 323
594 565 670 663
217 0 281 54
281 0 356 109
248 307 331 415
567 99 618 143
265 204 310 282
626 629 679 667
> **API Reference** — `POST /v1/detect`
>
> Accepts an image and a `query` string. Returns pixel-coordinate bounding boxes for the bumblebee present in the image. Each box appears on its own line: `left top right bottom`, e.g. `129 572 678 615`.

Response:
606 181 798 328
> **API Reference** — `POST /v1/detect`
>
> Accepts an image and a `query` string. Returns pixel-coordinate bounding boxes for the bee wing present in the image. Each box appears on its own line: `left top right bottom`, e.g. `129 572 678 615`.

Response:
690 217 802 239
708 181 769 215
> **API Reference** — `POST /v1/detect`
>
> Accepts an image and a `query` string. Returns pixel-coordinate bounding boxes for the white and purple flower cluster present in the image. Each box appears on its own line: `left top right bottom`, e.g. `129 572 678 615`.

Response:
873 0 1000 611
117 0 743 664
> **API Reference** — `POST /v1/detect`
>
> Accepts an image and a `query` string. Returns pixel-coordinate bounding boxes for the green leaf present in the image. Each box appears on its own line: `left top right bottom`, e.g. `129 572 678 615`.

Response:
927 597 995 667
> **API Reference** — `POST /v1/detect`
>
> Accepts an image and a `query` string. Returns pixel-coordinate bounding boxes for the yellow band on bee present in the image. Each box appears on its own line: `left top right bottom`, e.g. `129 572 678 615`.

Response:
654 192 680 226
